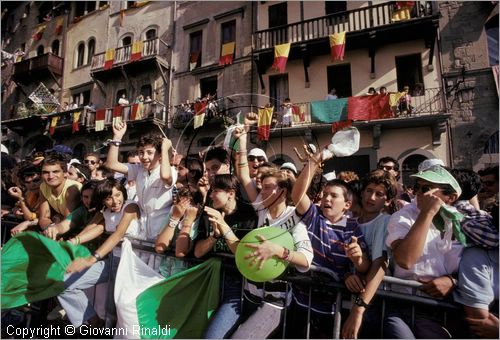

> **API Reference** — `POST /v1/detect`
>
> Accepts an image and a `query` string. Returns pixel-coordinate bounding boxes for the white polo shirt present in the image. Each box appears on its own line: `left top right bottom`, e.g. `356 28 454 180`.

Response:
127 163 177 241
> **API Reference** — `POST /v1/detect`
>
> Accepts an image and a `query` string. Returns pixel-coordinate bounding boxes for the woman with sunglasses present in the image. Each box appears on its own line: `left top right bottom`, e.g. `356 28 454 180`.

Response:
83 152 101 179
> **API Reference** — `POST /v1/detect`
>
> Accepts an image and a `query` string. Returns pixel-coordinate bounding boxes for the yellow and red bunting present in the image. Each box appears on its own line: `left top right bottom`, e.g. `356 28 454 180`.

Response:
193 101 207 129
131 41 143 61
189 51 200 71
104 48 115 70
131 102 144 120
292 104 305 122
271 43 291 73
329 32 346 61
95 109 106 131
72 111 81 133
112 105 123 125
49 116 59 135
392 1 415 22
55 18 64 35
32 25 47 41
219 42 235 66
257 107 274 141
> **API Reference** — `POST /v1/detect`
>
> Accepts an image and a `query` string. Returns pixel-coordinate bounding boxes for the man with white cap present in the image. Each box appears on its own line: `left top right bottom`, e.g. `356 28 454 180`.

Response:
247 148 267 178
384 165 464 338
280 162 298 179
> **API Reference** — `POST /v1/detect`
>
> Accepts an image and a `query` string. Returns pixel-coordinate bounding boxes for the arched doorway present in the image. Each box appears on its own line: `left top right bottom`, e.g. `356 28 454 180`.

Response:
401 154 428 187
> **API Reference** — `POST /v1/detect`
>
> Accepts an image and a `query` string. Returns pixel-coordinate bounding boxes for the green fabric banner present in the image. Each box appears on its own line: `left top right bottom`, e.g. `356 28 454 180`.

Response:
136 257 222 339
311 98 348 123
1 232 91 309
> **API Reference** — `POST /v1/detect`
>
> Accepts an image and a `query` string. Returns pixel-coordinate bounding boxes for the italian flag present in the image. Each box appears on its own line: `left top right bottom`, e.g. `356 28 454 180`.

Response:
115 239 221 339
257 107 274 141
219 42 235 66
271 43 291 73
104 48 115 70
329 32 346 61
131 41 144 61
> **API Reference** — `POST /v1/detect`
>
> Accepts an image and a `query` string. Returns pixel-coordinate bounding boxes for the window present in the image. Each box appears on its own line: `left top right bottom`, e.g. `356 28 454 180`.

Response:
87 39 95 64
140 84 152 98
76 42 85 67
221 20 236 44
269 74 289 110
486 14 499 66
268 2 288 45
484 130 499 154
189 30 202 70
327 64 352 98
122 36 132 47
145 28 157 40
325 1 347 15
200 76 217 98
37 45 44 56
51 40 60 56
75 1 96 18
116 89 127 104
395 54 424 96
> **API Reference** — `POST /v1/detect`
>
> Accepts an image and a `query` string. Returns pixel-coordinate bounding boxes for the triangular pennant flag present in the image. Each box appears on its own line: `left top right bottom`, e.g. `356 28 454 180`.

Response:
95 109 106 131
257 107 274 141
104 48 115 70
49 116 59 135
329 32 346 61
55 18 64 35
32 25 47 42
219 42 235 66
72 111 81 133
131 41 143 61
112 105 123 125
131 102 144 121
189 51 200 71
271 43 291 73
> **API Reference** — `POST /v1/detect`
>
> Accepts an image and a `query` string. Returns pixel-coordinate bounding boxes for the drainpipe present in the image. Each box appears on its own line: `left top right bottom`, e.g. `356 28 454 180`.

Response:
250 1 255 108
167 0 177 130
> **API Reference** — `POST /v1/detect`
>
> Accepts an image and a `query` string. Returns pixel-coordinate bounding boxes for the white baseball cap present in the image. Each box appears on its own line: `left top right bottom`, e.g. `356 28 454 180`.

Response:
280 162 297 175
248 148 268 162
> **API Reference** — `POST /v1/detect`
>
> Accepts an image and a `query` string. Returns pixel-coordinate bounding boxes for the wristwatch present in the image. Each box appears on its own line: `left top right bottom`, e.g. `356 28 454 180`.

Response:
353 295 369 308
92 251 103 261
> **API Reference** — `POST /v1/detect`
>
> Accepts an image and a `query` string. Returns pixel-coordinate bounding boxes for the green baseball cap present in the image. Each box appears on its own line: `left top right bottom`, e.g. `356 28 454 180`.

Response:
411 165 462 197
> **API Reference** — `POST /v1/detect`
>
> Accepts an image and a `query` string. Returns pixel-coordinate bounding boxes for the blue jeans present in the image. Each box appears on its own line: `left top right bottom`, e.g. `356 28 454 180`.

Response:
57 256 119 327
203 270 243 339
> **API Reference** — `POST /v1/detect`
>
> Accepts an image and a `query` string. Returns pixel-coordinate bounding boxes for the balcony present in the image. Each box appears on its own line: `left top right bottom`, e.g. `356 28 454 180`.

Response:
90 38 167 76
12 53 64 83
253 1 438 52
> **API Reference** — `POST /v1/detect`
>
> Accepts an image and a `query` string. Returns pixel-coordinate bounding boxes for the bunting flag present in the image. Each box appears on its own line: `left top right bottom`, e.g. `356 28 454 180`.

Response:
292 104 305 123
32 25 47 41
95 109 106 131
104 48 115 70
392 1 415 22
114 239 221 339
271 43 291 73
257 107 274 141
55 18 64 35
119 9 125 27
193 101 207 129
329 32 346 61
189 51 200 71
219 42 235 66
112 105 123 125
72 111 81 133
389 92 406 108
347 94 393 121
49 116 59 135
131 102 144 120
131 41 143 61
1 232 91 309
311 98 348 123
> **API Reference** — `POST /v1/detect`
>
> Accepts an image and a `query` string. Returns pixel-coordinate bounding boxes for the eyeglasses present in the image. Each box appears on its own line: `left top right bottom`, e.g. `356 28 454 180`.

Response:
84 159 97 165
377 165 394 171
248 156 265 162
414 183 453 195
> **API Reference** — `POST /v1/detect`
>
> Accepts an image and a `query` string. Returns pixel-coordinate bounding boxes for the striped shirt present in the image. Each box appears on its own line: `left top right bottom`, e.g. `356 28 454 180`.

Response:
455 200 499 248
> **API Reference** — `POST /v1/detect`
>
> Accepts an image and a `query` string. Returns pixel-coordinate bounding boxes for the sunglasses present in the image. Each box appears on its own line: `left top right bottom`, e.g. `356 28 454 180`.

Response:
84 159 97 165
414 183 454 195
248 156 265 162
482 181 496 187
377 165 394 171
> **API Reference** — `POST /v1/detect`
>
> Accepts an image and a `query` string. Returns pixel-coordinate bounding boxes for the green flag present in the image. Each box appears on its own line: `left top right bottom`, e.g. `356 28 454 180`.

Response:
311 98 348 123
1 232 91 309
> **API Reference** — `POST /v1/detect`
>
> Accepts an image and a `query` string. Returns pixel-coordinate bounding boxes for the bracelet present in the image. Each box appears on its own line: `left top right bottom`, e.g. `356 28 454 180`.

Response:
92 251 102 261
168 218 180 229
75 236 80 245
107 139 122 147
447 274 457 286
237 162 248 167
222 229 234 239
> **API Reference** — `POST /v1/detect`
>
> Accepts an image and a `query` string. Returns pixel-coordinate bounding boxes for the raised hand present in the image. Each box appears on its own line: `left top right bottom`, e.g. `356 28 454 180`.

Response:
345 236 363 266
8 187 23 200
244 234 282 270
112 121 127 140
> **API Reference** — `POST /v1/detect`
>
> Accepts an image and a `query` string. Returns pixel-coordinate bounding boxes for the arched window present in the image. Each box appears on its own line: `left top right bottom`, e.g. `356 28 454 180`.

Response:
51 40 60 56
36 45 44 56
122 36 132 47
76 42 85 67
145 28 157 40
87 38 95 65
401 154 428 187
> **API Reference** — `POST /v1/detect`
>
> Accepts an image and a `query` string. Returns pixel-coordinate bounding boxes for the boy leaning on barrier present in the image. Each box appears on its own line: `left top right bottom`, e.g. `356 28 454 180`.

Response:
341 169 398 339
384 165 465 338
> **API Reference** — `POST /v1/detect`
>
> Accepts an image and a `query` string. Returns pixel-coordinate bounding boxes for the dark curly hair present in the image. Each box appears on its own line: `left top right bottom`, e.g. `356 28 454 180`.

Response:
92 178 128 212
449 168 482 201
136 134 163 152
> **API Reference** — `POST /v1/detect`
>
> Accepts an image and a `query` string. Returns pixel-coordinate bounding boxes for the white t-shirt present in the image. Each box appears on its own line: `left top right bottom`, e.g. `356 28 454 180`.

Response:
103 200 142 257
127 163 177 241
386 201 463 292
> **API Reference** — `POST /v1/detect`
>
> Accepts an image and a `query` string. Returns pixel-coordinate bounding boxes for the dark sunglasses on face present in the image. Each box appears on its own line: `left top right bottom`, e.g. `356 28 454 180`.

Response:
84 159 97 165
377 165 394 171
248 156 265 162
414 183 453 195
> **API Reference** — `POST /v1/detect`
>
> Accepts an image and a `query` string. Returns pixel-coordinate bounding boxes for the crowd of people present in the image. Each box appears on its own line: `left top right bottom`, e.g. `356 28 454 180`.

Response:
0 112 498 339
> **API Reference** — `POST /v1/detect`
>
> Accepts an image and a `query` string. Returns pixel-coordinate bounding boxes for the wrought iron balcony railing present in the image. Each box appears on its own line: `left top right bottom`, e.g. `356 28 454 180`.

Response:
13 53 64 77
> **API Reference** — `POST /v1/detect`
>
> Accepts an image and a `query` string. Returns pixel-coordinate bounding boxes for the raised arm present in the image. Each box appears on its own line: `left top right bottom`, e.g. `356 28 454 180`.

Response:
233 127 259 203
291 147 321 215
160 137 173 186
104 121 129 175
